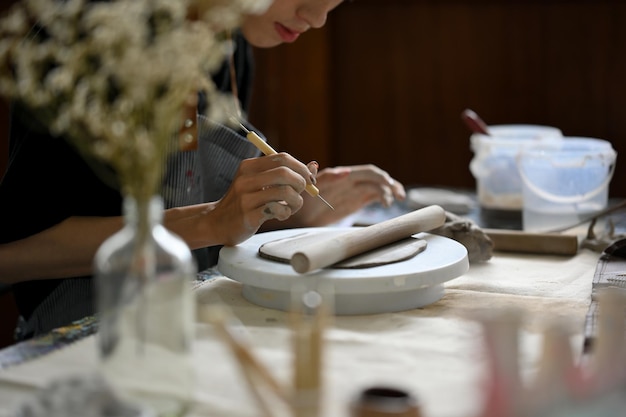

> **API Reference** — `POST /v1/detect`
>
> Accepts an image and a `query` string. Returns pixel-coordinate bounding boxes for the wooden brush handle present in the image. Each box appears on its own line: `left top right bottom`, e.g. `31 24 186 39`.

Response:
291 205 446 274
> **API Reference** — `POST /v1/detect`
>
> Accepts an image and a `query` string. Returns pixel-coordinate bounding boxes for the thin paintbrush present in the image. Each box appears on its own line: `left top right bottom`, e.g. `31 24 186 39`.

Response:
237 122 335 210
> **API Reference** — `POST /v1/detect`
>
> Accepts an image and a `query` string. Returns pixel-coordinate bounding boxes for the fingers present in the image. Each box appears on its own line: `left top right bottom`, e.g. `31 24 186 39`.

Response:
255 184 304 215
241 187 303 235
212 184 304 246
248 167 308 195
239 153 317 189
230 169 305 220
352 181 394 208
388 176 407 201
217 155 313 240
316 165 406 207
261 201 292 222
345 164 406 200
306 161 319 184
381 184 395 208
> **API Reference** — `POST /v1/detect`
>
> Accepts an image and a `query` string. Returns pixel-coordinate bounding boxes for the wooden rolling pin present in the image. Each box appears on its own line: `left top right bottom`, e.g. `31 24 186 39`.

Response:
291 205 446 274
484 229 579 256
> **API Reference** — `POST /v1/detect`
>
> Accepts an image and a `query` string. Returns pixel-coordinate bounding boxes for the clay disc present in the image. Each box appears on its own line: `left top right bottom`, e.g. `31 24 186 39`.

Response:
258 229 427 269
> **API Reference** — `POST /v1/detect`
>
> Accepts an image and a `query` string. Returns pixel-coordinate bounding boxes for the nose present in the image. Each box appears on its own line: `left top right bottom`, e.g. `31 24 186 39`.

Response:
296 1 334 29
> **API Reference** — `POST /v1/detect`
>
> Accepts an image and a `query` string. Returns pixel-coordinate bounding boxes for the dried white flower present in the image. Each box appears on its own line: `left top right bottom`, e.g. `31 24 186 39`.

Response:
0 0 265 201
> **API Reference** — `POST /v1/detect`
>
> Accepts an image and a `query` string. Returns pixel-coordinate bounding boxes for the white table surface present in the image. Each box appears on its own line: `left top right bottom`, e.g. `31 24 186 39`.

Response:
0 247 600 417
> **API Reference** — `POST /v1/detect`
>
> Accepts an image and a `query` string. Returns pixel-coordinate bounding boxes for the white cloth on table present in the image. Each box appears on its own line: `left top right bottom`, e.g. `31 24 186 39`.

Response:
0 249 599 417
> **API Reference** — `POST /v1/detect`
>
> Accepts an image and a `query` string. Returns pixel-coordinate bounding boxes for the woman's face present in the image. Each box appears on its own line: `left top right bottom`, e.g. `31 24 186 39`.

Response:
241 0 344 48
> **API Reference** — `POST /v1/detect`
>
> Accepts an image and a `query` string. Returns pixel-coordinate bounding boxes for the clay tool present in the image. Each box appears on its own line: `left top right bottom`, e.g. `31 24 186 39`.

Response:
461 108 491 135
291 205 446 274
238 122 334 211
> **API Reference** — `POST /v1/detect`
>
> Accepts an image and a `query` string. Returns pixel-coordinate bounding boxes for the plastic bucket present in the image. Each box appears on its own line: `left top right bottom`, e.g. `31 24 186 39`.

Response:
517 137 617 232
470 125 563 211
469 124 563 229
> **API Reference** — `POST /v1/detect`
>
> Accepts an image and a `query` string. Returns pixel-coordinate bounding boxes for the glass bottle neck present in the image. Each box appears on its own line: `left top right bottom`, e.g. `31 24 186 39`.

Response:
123 196 164 226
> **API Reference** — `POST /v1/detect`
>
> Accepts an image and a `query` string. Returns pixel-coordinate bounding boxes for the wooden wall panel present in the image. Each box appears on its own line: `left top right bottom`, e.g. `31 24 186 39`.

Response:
250 1 626 197
2 1 623 196
250 27 332 167
0 0 16 178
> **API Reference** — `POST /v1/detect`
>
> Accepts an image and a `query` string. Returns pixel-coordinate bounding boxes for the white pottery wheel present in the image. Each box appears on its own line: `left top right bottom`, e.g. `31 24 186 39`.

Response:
217 227 469 315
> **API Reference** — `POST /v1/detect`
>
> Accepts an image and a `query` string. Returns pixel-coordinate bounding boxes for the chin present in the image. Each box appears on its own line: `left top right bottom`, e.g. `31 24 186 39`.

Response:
258 40 283 48
241 26 282 48
247 36 283 48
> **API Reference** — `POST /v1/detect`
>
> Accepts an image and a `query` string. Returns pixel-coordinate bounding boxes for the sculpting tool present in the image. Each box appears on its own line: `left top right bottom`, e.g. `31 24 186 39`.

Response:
238 122 334 210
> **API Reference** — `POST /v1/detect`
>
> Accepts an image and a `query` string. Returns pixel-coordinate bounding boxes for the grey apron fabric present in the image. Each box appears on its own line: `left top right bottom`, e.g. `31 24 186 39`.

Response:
14 277 94 341
16 117 263 341
162 115 262 268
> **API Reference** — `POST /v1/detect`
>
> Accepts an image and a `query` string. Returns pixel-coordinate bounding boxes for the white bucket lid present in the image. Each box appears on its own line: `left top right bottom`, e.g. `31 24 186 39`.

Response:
470 124 563 152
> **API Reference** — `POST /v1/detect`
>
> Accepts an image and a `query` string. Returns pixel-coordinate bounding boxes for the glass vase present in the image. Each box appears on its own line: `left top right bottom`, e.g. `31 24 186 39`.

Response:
95 195 196 417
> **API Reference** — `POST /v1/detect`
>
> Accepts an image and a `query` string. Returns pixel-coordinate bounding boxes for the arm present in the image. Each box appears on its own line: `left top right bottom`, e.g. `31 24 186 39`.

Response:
0 152 316 284
0 216 123 283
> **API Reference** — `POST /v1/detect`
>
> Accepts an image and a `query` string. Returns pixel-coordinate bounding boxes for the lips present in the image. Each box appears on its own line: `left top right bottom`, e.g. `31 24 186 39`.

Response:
274 23 301 43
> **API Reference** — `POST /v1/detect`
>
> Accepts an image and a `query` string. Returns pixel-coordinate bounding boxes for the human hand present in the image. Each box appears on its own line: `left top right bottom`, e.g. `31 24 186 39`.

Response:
207 153 317 245
286 164 406 227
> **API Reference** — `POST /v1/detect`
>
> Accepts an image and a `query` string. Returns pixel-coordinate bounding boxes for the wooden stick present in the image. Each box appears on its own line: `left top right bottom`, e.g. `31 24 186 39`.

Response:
291 205 446 273
199 306 289 405
239 358 275 417
290 287 330 417
484 229 579 256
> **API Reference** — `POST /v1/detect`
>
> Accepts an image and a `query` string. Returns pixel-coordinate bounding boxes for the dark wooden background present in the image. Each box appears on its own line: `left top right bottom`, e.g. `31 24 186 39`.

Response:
0 0 16 348
2 0 625 192
250 0 626 197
